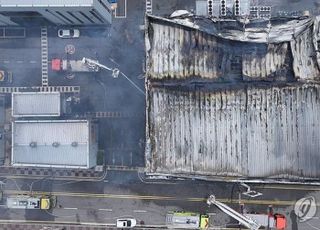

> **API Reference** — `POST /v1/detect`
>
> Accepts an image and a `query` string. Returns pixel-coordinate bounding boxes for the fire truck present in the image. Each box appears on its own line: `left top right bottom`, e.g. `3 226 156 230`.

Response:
0 69 12 83
51 58 99 73
166 211 209 229
207 195 287 230
6 195 52 210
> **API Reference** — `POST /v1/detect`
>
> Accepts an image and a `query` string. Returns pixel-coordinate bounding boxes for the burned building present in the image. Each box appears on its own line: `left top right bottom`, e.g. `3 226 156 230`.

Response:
145 15 320 180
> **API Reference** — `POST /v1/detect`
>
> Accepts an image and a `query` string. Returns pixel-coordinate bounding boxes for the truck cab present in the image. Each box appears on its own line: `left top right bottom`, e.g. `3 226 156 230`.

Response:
0 69 12 83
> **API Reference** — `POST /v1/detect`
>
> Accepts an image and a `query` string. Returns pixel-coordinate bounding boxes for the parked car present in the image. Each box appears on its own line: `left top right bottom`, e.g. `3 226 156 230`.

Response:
116 218 137 228
58 29 80 38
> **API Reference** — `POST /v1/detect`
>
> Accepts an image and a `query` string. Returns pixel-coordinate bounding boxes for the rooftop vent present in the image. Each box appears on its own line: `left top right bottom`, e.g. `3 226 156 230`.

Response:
207 0 213 16
220 0 226 16
52 142 60 147
71 141 78 147
234 0 240 16
29 142 37 148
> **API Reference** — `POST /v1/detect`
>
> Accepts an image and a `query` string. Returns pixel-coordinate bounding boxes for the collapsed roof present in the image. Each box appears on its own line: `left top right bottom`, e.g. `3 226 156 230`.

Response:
145 15 320 82
145 15 320 181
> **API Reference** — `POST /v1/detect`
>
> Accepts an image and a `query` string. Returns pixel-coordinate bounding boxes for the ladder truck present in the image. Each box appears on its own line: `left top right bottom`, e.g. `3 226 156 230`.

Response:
207 195 261 230
81 57 145 95
207 195 286 230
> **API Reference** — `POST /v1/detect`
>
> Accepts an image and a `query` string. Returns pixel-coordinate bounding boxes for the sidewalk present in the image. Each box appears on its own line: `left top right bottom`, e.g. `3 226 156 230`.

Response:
0 166 105 180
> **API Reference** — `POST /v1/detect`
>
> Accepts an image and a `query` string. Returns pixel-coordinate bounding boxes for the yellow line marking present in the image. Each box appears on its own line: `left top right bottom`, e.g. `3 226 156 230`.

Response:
4 190 301 206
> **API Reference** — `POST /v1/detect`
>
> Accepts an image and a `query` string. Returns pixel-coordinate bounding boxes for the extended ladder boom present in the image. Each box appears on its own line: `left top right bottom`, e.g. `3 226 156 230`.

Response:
82 57 119 78
207 195 261 230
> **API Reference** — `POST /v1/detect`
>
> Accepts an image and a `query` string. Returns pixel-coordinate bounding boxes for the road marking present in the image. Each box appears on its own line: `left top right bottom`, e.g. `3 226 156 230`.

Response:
133 210 147 213
104 180 109 182
0 219 169 229
0 219 117 227
3 189 301 206
3 60 9 63
98 208 112 212
16 60 23 63
29 60 37 64
63 207 78 210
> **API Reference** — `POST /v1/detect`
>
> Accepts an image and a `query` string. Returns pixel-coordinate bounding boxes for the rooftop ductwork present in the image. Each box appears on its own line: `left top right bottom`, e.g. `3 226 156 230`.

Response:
29 142 37 148
52 142 60 147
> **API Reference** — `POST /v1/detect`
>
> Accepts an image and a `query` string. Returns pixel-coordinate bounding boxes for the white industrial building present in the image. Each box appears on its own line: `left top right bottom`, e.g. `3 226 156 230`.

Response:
12 92 61 118
12 120 98 169
0 0 113 26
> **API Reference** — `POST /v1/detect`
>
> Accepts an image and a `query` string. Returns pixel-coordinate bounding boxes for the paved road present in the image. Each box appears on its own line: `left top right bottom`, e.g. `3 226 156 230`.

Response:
1 170 320 229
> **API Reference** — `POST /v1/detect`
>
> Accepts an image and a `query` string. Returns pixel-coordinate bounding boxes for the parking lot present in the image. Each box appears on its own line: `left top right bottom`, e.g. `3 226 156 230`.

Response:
0 0 147 169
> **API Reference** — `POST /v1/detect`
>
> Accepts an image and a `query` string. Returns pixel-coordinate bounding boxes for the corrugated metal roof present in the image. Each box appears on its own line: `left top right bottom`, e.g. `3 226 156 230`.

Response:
0 0 94 7
291 25 320 81
12 120 91 168
12 92 60 117
146 15 320 82
146 84 320 179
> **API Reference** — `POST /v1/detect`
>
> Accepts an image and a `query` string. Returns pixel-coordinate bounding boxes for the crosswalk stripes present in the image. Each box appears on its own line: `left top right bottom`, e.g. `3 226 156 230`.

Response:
40 27 49 86
0 86 80 94
146 0 152 14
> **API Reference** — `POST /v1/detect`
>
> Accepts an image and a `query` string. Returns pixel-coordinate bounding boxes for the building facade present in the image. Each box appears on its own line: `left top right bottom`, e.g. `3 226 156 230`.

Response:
0 0 113 25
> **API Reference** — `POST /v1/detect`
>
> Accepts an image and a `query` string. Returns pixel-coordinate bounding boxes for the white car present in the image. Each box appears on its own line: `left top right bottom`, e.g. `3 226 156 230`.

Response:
116 218 137 228
58 29 80 38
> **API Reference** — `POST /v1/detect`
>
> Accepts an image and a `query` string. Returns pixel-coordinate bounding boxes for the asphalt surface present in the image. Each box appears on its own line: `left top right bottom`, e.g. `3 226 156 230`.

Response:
1 171 320 229
1 0 320 230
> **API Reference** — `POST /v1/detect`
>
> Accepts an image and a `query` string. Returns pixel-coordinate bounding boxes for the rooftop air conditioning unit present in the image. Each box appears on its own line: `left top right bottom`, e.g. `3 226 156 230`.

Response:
52 142 60 147
220 0 226 16
234 0 240 16
207 0 213 16
29 142 37 148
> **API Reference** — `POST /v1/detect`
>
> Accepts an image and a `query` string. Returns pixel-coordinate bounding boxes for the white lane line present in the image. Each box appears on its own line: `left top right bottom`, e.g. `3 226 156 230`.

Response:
63 207 78 210
98 208 113 212
3 60 9 63
29 60 37 63
104 180 109 182
133 210 147 213
16 60 23 63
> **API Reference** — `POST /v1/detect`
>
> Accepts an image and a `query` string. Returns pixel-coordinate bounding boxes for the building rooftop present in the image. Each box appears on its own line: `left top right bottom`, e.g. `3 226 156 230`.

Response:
145 15 320 82
12 92 60 117
0 0 96 7
146 84 320 179
12 120 92 168
145 15 320 181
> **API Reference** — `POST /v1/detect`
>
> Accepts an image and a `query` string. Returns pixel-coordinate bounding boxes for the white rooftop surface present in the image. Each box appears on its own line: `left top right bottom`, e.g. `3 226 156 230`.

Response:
0 0 95 7
12 92 60 117
12 120 90 168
